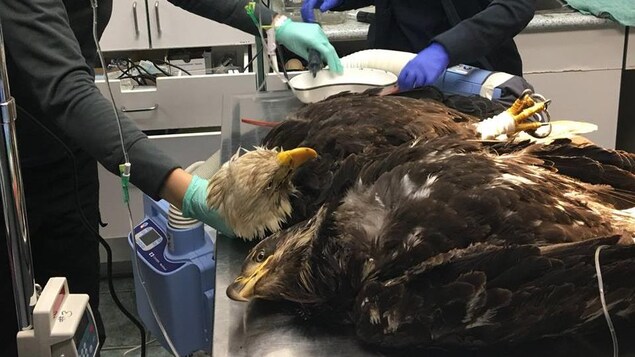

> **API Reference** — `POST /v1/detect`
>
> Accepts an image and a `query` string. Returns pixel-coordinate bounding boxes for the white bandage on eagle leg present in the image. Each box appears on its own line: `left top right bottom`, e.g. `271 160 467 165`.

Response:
476 111 516 140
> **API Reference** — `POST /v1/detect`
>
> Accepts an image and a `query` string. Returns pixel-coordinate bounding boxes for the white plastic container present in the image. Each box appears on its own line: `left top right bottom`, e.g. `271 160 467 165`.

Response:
288 67 397 103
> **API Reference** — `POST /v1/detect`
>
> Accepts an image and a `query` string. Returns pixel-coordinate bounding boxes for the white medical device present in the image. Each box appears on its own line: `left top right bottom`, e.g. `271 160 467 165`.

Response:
17 277 99 357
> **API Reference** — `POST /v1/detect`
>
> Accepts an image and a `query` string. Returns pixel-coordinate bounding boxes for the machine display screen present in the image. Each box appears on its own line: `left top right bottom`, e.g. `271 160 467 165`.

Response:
73 309 98 357
140 229 161 246
73 312 89 345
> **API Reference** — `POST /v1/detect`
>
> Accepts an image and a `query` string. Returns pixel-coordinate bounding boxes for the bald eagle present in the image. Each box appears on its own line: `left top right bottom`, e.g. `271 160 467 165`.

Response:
205 91 480 240
227 134 635 349
210 90 635 241
205 147 317 240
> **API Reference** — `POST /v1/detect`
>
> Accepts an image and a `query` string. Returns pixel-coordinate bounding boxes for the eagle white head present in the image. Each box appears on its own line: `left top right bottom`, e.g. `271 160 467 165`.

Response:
206 147 317 240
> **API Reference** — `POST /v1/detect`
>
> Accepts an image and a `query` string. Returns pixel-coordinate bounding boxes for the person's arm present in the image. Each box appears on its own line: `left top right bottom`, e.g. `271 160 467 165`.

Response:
167 0 275 36
0 0 179 200
331 0 374 11
160 169 191 210
433 0 535 67
302 0 374 22
168 0 343 73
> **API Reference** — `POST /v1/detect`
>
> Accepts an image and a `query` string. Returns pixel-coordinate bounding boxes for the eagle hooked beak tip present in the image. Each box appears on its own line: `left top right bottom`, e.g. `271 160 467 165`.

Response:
276 147 318 169
226 282 250 302
226 256 272 302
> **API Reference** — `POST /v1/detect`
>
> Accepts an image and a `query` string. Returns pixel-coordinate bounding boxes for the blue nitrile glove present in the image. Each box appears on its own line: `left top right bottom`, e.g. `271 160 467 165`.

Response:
181 175 235 237
397 42 450 91
275 18 343 74
301 0 343 23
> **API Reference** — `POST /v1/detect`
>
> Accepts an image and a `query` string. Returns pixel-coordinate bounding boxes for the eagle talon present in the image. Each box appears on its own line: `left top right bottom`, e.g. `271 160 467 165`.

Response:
508 89 536 115
512 101 549 123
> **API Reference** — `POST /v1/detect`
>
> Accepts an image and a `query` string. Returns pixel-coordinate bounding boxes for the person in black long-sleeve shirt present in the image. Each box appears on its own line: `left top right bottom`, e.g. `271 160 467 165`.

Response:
0 0 341 355
302 0 535 90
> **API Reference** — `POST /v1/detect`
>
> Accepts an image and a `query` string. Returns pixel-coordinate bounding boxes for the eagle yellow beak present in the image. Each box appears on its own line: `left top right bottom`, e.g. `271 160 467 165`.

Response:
276 147 318 169
226 256 272 302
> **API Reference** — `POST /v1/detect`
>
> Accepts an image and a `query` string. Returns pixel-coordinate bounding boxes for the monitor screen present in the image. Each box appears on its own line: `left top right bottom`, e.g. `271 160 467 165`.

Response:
140 229 161 246
73 311 89 345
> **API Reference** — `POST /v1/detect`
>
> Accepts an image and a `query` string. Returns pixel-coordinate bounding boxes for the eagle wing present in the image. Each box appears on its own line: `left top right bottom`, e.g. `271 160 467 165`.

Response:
332 136 635 288
353 236 635 349
487 138 635 207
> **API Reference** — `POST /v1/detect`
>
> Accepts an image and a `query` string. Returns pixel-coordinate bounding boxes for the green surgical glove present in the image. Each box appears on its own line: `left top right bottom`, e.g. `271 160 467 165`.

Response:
181 175 235 237
275 18 343 74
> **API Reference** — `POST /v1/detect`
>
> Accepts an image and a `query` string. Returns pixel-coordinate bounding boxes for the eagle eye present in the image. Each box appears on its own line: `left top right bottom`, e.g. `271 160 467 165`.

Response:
265 181 274 190
255 250 266 263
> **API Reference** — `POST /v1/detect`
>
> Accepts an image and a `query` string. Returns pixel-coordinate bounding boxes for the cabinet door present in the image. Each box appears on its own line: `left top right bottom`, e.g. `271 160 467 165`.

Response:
524 70 621 149
148 0 255 49
100 0 151 51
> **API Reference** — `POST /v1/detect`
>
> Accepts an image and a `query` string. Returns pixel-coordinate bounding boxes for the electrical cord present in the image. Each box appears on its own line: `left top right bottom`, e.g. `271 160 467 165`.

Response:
16 105 148 357
276 45 290 82
152 59 192 76
91 2 180 356
122 338 157 356
114 58 157 86
118 58 156 79
91 3 129 165
114 60 144 86
242 46 265 73
594 245 619 357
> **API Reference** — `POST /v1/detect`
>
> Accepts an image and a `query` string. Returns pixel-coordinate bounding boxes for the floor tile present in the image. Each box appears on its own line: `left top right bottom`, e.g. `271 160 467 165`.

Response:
100 276 136 294
96 276 210 356
99 342 210 357
99 289 142 348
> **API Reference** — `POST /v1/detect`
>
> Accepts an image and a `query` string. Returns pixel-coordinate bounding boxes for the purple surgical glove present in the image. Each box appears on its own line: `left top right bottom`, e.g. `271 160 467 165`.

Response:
397 42 450 91
301 0 343 23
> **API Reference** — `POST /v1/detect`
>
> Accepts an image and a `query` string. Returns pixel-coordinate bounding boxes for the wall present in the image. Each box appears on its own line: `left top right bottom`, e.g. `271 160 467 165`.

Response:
516 25 626 149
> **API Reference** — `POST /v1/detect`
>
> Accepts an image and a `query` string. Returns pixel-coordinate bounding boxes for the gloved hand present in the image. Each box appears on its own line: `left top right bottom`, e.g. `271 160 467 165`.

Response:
275 18 343 74
397 42 450 91
181 175 235 237
301 0 343 23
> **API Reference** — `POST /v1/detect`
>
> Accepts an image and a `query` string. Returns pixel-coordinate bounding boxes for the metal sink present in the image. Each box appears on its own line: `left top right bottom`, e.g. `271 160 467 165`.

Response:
535 0 574 13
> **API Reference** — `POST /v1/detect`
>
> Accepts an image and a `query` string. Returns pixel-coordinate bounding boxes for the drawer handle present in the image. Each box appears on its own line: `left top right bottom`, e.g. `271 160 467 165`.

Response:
121 104 159 113
154 1 162 35
132 2 140 36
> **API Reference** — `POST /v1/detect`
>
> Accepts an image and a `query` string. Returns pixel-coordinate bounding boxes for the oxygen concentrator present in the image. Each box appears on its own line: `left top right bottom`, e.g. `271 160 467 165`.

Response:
129 196 216 356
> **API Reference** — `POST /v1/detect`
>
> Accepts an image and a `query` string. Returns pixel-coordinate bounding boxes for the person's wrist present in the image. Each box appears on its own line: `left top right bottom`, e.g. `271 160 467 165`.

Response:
273 14 289 30
429 42 449 66
159 168 192 210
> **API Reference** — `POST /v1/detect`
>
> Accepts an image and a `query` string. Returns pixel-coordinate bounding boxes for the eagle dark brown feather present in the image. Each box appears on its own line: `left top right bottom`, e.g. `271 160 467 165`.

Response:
355 236 635 349
486 138 635 208
230 130 635 350
260 93 635 234
229 92 635 350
